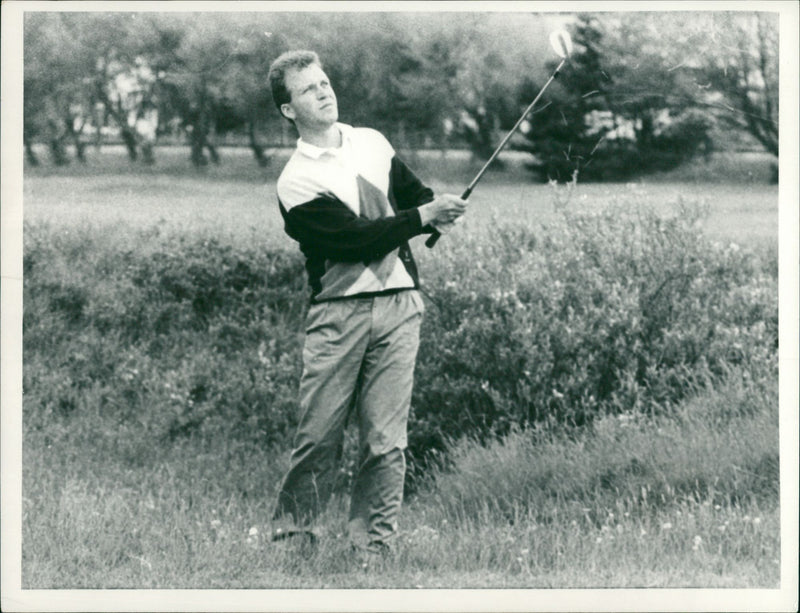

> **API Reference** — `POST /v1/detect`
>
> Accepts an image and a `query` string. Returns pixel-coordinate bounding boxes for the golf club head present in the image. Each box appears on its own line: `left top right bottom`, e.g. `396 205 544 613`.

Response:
549 29 573 58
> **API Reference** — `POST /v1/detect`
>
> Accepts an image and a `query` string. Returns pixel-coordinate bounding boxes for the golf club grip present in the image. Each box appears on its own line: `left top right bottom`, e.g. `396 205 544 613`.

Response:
425 187 472 249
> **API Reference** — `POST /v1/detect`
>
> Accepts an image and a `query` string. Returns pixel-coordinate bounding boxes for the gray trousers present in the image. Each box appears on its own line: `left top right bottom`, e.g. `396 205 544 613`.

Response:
272 290 424 546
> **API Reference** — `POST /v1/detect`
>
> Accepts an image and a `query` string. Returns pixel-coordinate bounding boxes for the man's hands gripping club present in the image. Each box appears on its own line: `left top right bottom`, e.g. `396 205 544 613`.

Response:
418 194 468 234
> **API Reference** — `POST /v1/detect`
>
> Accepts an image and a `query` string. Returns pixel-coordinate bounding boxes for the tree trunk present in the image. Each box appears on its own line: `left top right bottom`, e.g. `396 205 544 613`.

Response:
49 138 70 166
120 127 139 161
24 136 40 166
141 142 155 165
249 121 269 167
206 142 220 165
73 141 87 163
190 127 208 167
638 113 654 150
47 119 69 166
191 82 211 167
66 117 87 164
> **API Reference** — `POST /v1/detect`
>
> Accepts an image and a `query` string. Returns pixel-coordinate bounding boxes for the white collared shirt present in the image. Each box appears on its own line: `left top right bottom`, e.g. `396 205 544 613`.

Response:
280 123 395 217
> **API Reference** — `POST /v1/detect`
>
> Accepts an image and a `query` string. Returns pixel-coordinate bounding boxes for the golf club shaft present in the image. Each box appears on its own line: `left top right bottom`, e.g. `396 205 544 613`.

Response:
426 56 567 248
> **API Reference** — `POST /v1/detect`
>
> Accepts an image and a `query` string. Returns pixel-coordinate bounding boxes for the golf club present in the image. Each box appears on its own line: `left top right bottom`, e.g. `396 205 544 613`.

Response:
426 29 573 248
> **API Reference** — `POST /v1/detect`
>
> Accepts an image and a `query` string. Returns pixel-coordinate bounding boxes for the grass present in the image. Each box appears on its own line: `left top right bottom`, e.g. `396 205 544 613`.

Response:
17 149 781 589
22 146 778 252
22 368 778 588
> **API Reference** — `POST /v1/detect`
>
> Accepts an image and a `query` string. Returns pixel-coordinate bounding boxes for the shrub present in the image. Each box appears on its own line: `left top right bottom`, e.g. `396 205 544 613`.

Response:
23 198 777 486
407 200 777 475
23 229 308 460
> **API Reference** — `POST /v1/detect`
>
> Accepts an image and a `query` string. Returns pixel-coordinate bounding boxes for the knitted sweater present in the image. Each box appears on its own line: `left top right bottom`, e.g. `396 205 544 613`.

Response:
276 123 435 303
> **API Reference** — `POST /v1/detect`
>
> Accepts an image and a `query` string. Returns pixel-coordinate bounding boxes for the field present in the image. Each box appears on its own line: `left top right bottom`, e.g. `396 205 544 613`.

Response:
17 147 782 594
23 146 778 250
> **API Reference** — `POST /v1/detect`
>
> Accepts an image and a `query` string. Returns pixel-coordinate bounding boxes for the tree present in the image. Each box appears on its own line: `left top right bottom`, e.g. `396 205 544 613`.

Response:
24 12 170 165
213 14 291 167
434 13 553 161
522 13 719 181
693 13 778 157
24 13 98 165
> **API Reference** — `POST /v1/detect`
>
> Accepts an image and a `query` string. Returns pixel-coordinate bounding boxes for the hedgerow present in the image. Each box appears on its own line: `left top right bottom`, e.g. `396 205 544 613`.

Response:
22 198 777 487
407 200 777 472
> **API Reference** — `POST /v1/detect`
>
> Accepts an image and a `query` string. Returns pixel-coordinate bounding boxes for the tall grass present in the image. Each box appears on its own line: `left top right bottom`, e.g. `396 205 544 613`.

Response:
20 158 779 588
421 365 778 525
22 366 779 588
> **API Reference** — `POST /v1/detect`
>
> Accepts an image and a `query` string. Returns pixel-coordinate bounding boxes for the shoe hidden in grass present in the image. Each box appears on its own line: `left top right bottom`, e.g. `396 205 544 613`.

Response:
352 539 393 567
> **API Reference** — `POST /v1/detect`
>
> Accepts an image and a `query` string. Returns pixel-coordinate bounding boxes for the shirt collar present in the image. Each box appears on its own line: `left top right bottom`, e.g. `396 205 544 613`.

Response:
296 123 352 160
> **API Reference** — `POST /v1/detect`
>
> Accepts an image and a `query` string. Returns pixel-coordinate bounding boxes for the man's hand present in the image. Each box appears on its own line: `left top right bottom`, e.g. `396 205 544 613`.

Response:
418 194 468 229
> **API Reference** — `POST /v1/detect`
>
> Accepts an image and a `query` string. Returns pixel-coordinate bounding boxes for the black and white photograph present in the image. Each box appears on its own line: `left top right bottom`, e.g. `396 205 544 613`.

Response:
1 1 798 611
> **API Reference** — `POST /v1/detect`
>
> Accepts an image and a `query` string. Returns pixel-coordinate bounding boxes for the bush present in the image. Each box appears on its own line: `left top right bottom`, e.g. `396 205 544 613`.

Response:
23 198 777 487
407 200 777 475
23 228 308 459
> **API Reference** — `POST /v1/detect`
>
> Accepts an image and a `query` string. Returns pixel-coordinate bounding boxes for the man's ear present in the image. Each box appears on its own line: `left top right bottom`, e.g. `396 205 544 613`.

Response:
280 103 295 121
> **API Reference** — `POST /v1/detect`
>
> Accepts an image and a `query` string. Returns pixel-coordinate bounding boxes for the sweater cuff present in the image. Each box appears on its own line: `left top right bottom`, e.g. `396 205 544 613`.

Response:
406 207 423 235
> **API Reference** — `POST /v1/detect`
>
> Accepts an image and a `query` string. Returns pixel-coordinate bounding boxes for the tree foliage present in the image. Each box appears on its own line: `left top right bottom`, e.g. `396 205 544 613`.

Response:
520 12 778 182
23 11 778 177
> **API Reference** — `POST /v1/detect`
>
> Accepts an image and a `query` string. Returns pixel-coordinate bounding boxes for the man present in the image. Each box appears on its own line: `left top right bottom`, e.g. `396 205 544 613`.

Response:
268 50 467 555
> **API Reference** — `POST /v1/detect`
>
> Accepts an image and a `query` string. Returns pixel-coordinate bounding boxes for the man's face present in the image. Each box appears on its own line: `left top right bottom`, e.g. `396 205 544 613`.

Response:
281 63 338 130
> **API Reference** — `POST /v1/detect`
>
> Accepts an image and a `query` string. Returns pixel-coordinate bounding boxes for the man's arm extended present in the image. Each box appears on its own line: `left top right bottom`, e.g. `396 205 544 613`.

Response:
280 195 466 263
280 196 422 262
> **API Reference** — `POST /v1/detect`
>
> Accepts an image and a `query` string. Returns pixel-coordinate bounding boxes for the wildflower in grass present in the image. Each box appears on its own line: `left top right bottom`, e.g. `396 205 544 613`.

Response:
616 524 624 534
692 535 703 551
249 526 259 537
744 515 751 522
596 537 603 544
718 525 726 532
753 517 762 526
210 519 222 529
640 528 647 536
520 548 530 555
661 522 672 530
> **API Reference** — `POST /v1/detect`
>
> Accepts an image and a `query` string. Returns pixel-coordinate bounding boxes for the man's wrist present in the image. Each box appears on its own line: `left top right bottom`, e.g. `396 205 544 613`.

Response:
418 202 436 227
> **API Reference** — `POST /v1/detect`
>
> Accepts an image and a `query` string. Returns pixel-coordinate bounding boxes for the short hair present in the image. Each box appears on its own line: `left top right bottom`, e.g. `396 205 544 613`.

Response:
268 50 322 119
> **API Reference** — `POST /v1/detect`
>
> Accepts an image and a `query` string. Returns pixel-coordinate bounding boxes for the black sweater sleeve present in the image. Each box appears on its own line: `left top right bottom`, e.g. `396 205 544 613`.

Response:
389 156 435 211
280 195 423 263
